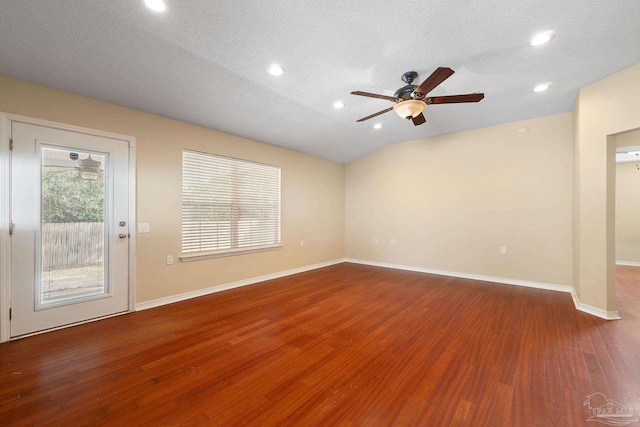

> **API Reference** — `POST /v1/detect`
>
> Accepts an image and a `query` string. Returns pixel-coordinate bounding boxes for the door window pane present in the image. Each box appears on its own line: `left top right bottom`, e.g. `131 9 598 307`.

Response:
40 147 107 305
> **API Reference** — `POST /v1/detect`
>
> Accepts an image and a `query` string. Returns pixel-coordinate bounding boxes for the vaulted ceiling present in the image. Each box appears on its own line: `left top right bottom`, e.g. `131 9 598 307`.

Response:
1 1 639 163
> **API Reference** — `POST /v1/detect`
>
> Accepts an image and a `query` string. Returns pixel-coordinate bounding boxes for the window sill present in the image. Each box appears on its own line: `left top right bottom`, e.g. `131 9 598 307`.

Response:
180 244 283 262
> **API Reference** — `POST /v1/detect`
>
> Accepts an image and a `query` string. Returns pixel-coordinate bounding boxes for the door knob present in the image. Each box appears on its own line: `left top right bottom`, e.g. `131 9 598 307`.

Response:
119 233 128 239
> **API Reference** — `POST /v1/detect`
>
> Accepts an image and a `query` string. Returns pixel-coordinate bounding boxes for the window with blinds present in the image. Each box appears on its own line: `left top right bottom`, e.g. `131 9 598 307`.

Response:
181 150 281 260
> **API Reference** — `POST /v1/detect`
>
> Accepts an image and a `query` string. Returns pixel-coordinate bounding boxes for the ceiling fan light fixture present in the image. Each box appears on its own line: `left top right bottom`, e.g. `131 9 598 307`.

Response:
333 100 345 109
393 100 426 120
373 123 382 129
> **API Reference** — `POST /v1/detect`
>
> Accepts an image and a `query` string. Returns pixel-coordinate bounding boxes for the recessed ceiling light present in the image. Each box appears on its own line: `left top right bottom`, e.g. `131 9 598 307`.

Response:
373 123 382 130
144 0 166 12
333 101 345 109
533 83 550 92
530 30 555 47
267 64 285 76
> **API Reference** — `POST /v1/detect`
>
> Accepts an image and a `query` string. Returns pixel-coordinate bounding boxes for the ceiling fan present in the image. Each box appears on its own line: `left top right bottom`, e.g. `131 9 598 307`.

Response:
351 67 484 126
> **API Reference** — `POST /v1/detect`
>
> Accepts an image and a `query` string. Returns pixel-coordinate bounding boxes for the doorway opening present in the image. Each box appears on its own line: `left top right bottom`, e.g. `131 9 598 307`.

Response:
610 127 640 318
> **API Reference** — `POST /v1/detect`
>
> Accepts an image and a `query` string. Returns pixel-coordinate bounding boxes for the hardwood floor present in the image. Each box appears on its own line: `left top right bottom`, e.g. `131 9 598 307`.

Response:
1 263 640 426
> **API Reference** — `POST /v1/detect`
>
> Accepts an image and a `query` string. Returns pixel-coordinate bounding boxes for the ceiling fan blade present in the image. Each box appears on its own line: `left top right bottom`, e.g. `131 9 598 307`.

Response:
351 91 396 102
414 67 455 98
428 93 485 104
356 107 394 122
411 113 426 126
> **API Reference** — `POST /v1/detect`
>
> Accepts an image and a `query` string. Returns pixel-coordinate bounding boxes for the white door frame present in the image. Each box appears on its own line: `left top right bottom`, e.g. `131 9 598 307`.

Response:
0 113 137 342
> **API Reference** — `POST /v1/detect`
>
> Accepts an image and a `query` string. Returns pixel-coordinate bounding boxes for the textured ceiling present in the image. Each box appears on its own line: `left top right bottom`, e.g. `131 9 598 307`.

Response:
1 1 639 163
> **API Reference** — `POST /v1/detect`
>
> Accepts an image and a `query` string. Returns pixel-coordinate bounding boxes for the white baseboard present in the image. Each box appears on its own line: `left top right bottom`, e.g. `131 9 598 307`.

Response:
571 290 621 320
344 258 620 321
616 260 640 267
344 258 573 293
137 257 622 322
135 258 345 311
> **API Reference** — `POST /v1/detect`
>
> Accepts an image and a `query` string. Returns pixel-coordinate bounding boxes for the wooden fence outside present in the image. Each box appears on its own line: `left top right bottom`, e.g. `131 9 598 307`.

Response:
42 222 104 268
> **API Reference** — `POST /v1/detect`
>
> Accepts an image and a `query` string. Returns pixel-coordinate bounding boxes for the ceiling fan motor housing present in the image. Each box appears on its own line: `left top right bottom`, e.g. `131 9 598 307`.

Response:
394 71 420 102
394 85 418 102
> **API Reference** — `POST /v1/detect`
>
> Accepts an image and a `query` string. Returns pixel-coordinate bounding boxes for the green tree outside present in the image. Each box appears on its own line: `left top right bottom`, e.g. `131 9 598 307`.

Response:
41 170 104 223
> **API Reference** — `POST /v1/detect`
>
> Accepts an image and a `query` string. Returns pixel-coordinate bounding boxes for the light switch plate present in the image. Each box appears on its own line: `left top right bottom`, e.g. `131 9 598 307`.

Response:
138 223 150 233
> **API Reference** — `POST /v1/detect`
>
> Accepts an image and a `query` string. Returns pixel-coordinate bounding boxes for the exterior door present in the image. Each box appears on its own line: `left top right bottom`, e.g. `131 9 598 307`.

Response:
10 122 130 337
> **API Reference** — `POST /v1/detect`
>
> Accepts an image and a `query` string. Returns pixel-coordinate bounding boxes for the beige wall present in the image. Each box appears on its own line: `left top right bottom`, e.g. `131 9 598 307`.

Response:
572 93 582 299
573 63 640 313
616 161 640 263
0 75 345 303
345 113 573 287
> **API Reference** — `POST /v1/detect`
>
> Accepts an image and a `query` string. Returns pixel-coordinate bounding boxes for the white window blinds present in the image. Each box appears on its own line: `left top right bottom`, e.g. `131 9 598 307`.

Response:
182 150 281 258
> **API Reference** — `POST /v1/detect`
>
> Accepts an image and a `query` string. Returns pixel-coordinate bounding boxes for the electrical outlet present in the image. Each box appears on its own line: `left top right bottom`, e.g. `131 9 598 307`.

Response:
300 240 304 247
166 255 173 265
501 247 507 254
373 238 378 244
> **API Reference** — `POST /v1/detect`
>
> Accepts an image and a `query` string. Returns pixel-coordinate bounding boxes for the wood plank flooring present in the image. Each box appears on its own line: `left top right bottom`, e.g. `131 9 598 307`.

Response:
1 263 640 426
